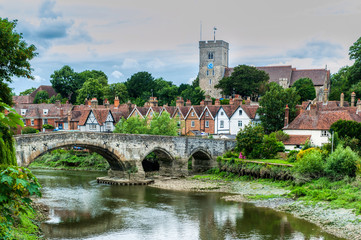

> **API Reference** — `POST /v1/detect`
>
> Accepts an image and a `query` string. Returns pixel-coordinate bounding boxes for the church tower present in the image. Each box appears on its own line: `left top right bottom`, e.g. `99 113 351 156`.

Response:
199 40 229 98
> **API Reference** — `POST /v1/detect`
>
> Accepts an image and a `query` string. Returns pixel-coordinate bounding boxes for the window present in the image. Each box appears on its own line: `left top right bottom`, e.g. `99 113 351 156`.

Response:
209 79 212 85
135 112 138 116
208 52 214 59
22 119 26 126
220 120 224 128
43 109 48 115
21 109 27 115
43 119 48 125
106 122 112 130
31 119 34 126
321 130 328 137
239 110 243 115
205 111 209 117
207 70 209 76
89 124 96 130
205 121 209 128
177 121 181 127
212 69 215 76
221 111 224 116
238 120 242 127
191 121 195 127
191 112 194 117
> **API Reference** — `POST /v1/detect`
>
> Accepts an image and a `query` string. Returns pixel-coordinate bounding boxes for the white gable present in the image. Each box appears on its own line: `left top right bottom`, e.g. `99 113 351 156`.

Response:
106 112 113 122
86 112 98 124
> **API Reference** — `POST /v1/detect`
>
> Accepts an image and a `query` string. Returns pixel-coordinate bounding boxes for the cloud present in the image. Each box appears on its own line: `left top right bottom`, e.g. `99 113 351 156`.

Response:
38 0 61 19
287 40 343 60
111 70 124 79
36 18 73 39
121 58 139 69
146 58 165 69
32 75 45 83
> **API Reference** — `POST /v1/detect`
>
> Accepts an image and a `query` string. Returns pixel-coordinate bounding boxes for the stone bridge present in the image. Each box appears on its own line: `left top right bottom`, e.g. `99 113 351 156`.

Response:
14 132 236 179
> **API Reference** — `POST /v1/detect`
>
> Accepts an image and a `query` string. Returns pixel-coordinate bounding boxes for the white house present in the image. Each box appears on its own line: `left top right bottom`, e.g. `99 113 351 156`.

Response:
78 109 115 132
229 105 259 135
214 105 234 134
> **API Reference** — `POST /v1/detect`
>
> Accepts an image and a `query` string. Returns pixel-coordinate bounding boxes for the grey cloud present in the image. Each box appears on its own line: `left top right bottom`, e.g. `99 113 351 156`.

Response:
36 18 72 39
38 0 61 19
287 41 343 60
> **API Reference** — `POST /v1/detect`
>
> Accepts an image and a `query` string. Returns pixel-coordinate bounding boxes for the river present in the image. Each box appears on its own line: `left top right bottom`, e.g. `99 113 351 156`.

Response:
32 169 343 240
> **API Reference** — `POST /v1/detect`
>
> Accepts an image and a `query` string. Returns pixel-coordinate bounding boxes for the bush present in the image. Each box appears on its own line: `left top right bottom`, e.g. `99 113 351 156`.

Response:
271 130 290 142
287 150 299 163
21 127 37 134
293 149 324 179
42 124 54 129
325 146 360 179
296 147 321 161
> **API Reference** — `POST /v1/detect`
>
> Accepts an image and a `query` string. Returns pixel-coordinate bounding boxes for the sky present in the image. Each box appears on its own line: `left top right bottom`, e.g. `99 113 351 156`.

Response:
2 0 361 94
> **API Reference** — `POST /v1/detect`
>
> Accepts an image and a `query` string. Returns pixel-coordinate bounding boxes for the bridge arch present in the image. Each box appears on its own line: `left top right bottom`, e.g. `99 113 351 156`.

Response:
141 147 175 176
189 147 214 173
26 142 126 171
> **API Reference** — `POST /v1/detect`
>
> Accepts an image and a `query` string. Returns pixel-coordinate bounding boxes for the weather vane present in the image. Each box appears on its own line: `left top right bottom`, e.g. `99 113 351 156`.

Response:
213 27 217 42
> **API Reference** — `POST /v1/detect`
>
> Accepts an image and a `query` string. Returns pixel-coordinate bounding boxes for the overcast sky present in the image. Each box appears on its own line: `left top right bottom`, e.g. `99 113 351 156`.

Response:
2 0 361 94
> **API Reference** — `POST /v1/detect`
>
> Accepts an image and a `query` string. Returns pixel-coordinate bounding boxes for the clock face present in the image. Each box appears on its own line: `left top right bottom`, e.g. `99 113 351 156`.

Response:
207 62 213 69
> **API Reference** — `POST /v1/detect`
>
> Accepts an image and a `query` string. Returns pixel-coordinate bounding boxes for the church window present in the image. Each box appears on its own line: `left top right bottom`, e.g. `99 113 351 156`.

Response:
209 79 212 85
207 70 209 76
212 69 215 76
208 52 214 59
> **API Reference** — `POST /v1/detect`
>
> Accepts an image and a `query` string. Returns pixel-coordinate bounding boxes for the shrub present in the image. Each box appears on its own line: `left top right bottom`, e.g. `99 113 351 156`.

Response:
296 147 321 161
42 124 54 129
261 134 285 158
293 149 324 179
271 130 290 142
21 126 37 134
325 146 360 179
287 150 299 163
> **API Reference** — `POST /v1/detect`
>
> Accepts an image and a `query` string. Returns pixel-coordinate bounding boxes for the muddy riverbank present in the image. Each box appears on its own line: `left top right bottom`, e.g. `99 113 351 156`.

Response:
150 177 361 240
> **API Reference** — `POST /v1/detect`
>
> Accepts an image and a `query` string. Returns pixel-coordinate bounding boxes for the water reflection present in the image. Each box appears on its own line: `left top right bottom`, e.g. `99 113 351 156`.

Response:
33 169 343 240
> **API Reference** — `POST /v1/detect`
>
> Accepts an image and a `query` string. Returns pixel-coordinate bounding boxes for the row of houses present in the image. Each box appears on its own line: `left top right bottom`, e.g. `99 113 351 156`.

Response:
13 95 260 137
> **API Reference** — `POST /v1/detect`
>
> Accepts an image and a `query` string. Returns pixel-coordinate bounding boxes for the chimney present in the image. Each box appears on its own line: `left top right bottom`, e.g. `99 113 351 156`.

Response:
340 93 344 107
67 110 72 130
323 88 328 105
357 99 361 113
55 100 61 107
204 95 212 105
229 98 234 105
185 99 192 106
84 98 88 106
104 99 110 108
60 108 63 117
200 100 205 106
176 97 184 107
149 97 158 107
114 96 120 108
144 102 150 107
215 99 220 106
91 98 98 108
88 98 91 106
284 105 289 127
351 92 356 107
310 103 317 116
234 94 242 106
246 96 251 105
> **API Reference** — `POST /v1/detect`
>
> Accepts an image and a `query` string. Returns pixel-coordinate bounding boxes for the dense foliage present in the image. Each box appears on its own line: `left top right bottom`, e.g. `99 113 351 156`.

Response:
258 82 300 133
291 78 316 103
114 112 178 136
215 65 269 98
21 127 37 134
33 90 49 104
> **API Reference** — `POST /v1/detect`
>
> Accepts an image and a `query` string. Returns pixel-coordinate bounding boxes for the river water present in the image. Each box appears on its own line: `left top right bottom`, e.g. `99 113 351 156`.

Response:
33 169 343 240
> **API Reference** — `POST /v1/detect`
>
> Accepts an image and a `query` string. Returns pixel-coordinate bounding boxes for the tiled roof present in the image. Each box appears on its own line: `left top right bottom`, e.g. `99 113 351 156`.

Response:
204 105 221 118
78 110 91 126
135 107 149 117
192 106 205 118
283 135 311 145
256 66 293 83
12 95 34 104
93 109 112 125
30 85 57 98
290 69 330 86
162 106 176 116
14 103 72 118
285 107 361 130
221 105 238 118
241 105 259 119
178 106 191 118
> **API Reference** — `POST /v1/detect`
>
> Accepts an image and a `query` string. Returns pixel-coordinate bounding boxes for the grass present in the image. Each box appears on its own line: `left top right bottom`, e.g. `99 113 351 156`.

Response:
222 158 293 166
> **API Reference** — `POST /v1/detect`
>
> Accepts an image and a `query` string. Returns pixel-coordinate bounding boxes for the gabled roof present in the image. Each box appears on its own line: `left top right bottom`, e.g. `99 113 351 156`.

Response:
290 69 330 86
30 85 57 98
12 95 34 104
78 110 91 126
161 106 176 116
185 106 205 119
173 106 191 119
146 106 162 117
217 105 239 118
256 65 293 84
78 109 112 126
14 103 72 118
200 105 221 119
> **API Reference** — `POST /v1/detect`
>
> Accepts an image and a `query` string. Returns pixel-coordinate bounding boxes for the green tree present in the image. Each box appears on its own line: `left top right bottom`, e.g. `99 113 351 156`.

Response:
19 87 35 96
78 70 108 86
50 65 81 103
258 82 300 133
149 112 178 136
0 18 37 83
33 90 49 103
236 123 264 157
329 66 351 101
114 116 149 134
180 86 205 105
349 36 361 62
125 72 156 101
76 78 105 104
49 93 63 103
104 83 128 104
215 65 269 97
292 78 316 103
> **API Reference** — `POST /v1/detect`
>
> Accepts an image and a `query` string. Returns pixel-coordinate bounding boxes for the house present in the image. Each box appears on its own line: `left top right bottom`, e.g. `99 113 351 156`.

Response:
214 104 235 134
184 105 205 135
283 93 361 147
13 85 57 104
229 104 259 135
78 108 115 132
282 135 311 151
199 105 220 135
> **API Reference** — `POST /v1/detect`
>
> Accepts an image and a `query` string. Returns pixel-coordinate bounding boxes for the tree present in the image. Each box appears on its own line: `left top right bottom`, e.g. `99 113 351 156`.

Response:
78 70 108 86
33 90 49 103
76 78 105 104
149 112 178 136
49 93 63 103
236 123 264 157
125 72 156 101
104 83 128 104
292 78 316 103
258 82 300 133
215 65 269 97
50 65 81 103
19 87 36 96
349 36 361 62
329 66 351 101
0 18 37 83
114 116 149 134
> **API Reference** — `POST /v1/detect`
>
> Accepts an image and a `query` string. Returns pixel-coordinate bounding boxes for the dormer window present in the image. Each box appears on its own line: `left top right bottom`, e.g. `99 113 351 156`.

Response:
21 109 27 115
239 110 243 115
191 112 194 117
206 112 209 117
221 111 224 116
43 109 48 115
